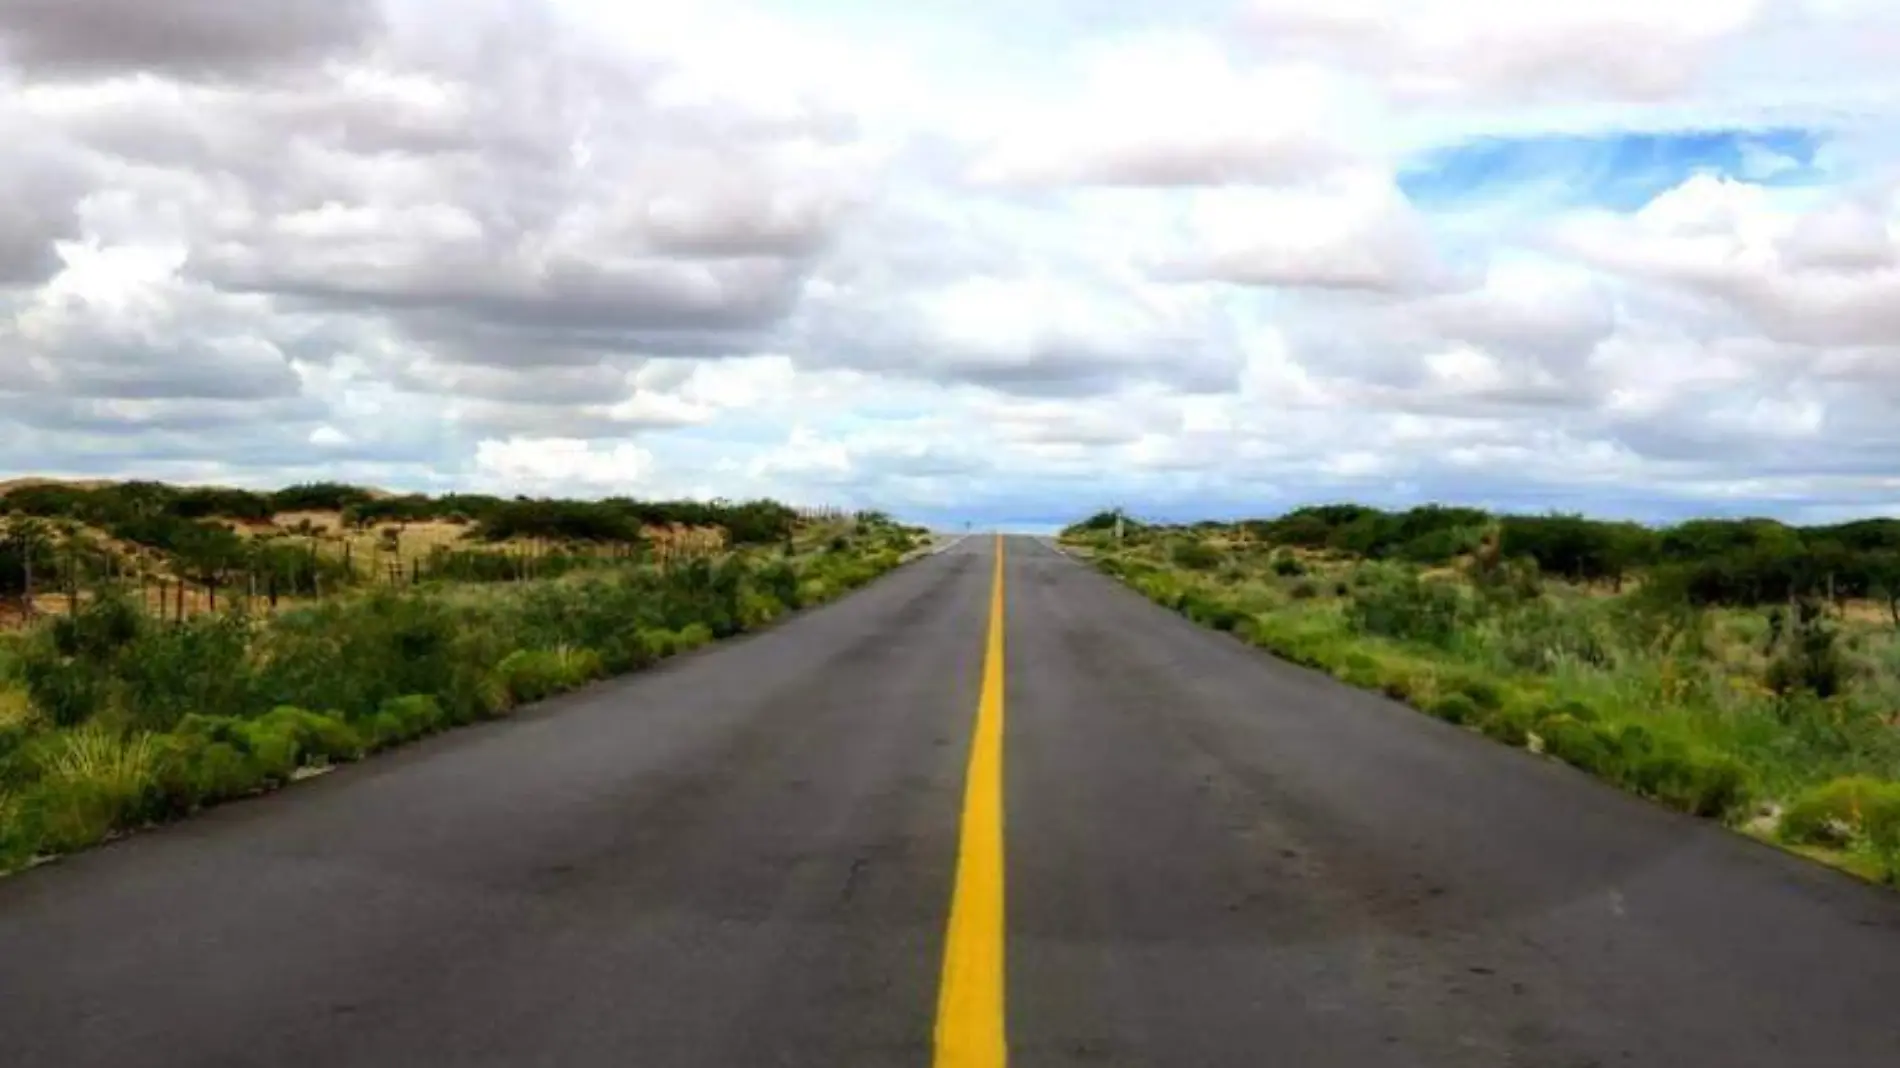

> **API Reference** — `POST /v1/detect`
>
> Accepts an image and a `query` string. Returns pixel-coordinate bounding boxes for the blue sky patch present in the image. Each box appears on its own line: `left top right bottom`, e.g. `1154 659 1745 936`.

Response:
1400 128 1826 211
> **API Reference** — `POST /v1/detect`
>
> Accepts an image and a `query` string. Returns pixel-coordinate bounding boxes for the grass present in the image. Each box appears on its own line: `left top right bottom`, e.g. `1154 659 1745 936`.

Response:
0 518 925 871
1 509 739 632
1072 527 1900 885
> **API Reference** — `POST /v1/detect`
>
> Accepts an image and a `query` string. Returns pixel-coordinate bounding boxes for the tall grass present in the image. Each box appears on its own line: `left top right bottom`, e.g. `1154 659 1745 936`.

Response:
0 520 921 870
1078 529 1900 882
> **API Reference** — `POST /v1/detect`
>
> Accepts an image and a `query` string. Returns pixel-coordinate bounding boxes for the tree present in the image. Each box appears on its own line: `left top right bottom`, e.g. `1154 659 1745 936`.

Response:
0 514 49 616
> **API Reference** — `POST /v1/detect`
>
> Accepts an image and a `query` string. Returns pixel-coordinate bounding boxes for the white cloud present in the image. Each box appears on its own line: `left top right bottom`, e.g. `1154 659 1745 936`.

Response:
1241 0 1764 102
1157 171 1449 292
472 436 654 493
6 0 1900 524
968 33 1365 188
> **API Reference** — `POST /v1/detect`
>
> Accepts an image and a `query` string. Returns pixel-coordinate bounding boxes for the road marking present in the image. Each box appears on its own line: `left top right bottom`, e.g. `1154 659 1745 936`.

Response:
934 534 1008 1068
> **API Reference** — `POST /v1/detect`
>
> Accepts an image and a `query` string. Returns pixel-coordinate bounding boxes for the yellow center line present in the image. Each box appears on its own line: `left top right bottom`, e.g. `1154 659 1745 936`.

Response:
934 533 1009 1068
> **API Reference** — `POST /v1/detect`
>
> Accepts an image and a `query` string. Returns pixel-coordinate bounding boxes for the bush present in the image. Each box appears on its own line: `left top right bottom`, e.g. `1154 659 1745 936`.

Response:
1289 580 1320 601
1864 788 1900 881
112 611 256 731
253 592 461 722
1655 750 1750 819
1333 651 1383 689
1479 704 1534 747
1271 553 1305 577
1375 665 1429 703
1171 541 1222 571
0 521 916 867
1765 600 1845 699
738 589 785 629
496 650 568 705
377 694 448 746
1181 592 1244 632
596 631 655 675
1428 693 1480 725
1538 712 1611 774
1345 567 1468 648
255 706 362 765
1443 672 1504 710
153 735 259 810
496 646 606 706
19 728 161 851
1546 698 1600 724
1781 776 1892 846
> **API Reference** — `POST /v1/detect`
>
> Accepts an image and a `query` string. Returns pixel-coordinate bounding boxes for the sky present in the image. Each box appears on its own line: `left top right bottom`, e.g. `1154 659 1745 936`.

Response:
5 1 1900 530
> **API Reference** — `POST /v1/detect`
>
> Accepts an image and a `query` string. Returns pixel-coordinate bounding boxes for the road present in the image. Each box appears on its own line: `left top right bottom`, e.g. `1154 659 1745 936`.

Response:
3 536 1899 1067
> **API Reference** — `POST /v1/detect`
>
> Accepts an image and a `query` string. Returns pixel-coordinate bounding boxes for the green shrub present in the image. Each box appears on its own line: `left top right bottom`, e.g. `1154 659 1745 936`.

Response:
1428 693 1480 725
1333 651 1383 688
1289 580 1320 601
1495 598 1615 673
374 695 447 747
22 728 161 851
1271 553 1305 577
1657 750 1750 819
111 611 256 731
0 685 32 730
255 706 362 765
153 734 261 810
1180 592 1244 632
495 647 603 705
253 592 461 721
640 628 679 659
1864 788 1900 881
496 650 568 704
1376 667 1426 703
1764 599 1845 699
1781 776 1892 846
1547 698 1600 724
0 526 911 866
1479 704 1534 747
596 631 655 675
1538 712 1611 774
1443 672 1504 710
738 589 785 629
1345 568 1468 648
444 664 512 722
19 628 116 727
1171 541 1222 571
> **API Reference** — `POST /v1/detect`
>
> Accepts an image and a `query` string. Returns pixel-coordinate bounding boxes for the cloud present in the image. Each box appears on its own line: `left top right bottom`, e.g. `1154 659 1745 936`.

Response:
1240 0 1764 102
7 0 1900 526
9 3 874 377
1556 174 1900 349
3 243 305 407
471 437 655 494
967 32 1364 188
0 0 382 79
1155 172 1453 292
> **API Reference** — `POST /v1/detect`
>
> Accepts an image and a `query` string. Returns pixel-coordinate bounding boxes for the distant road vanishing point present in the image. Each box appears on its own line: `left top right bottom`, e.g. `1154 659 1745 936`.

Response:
3 536 1899 1067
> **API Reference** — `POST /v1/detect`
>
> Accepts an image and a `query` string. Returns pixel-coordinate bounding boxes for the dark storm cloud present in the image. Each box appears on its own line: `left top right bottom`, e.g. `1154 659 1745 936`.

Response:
0 0 382 79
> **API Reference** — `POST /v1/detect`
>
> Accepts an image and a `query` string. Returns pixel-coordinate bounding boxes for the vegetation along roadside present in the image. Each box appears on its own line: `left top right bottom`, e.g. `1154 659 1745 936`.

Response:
1062 505 1900 886
0 480 927 872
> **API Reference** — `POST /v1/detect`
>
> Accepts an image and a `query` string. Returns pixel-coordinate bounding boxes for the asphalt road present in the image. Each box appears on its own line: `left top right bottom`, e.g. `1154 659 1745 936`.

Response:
3 535 1899 1066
